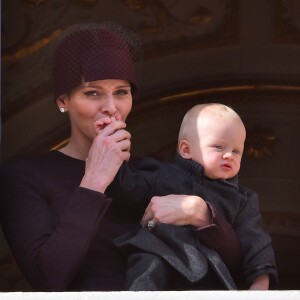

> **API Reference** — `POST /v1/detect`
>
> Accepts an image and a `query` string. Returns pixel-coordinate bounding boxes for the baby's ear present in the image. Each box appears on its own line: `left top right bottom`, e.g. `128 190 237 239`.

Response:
178 140 192 159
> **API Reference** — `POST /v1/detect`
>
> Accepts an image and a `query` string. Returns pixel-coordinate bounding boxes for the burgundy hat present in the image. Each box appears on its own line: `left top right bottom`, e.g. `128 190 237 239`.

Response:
53 23 142 100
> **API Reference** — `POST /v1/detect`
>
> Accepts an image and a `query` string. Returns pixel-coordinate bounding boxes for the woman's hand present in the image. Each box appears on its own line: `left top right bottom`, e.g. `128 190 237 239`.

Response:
80 119 131 193
141 194 212 228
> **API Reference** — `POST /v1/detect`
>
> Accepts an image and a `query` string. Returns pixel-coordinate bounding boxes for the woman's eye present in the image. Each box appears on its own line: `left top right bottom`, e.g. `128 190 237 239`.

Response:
114 89 130 96
84 90 98 97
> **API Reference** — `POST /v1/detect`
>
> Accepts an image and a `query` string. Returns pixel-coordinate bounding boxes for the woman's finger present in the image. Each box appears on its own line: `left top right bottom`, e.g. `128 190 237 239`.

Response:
99 120 127 137
94 117 114 134
109 128 131 143
141 204 154 226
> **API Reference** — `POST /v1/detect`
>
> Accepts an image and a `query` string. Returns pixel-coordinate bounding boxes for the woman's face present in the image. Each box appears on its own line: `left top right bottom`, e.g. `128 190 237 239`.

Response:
62 79 133 142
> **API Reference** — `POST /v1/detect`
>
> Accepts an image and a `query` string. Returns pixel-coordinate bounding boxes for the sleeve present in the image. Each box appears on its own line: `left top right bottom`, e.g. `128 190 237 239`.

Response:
108 158 162 213
233 188 278 288
193 203 243 277
0 161 111 291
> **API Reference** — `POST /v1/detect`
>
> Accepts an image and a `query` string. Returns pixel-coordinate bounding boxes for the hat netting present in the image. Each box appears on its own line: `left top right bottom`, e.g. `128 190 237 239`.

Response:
53 22 143 100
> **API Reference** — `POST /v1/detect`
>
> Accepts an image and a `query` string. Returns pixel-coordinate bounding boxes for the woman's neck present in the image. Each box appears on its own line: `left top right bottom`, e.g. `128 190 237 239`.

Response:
58 138 91 161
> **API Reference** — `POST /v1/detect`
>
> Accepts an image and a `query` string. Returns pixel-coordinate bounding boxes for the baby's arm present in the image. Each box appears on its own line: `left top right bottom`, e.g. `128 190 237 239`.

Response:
235 188 277 289
249 274 270 290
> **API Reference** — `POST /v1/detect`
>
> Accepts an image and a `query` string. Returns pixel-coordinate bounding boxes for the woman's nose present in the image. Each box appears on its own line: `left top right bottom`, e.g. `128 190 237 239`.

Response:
101 95 117 116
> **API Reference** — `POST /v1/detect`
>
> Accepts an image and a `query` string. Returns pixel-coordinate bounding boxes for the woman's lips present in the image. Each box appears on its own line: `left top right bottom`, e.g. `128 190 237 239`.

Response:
97 123 108 130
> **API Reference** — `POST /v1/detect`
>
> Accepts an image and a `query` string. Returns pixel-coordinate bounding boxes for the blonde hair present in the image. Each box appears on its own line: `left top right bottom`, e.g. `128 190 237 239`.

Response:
178 103 242 144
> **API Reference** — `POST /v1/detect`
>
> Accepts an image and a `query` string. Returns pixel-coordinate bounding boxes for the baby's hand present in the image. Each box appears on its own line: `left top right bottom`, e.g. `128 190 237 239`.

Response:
94 117 116 134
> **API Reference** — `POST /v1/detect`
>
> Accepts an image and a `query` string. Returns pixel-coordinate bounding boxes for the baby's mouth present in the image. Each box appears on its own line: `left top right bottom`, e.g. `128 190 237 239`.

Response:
221 163 232 170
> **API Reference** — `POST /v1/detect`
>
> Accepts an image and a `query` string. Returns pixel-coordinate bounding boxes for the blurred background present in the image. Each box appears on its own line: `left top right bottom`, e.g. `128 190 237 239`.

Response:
1 0 300 291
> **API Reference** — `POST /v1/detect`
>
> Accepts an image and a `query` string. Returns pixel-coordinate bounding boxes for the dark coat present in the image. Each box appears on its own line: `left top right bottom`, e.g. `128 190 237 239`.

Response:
114 223 237 290
112 155 278 290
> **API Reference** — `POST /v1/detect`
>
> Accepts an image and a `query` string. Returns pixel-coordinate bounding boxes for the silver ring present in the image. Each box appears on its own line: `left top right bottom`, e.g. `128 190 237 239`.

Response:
147 220 157 230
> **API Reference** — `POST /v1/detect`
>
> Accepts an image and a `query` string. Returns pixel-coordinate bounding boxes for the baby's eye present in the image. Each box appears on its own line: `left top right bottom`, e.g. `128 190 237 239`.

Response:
214 145 223 150
233 149 240 155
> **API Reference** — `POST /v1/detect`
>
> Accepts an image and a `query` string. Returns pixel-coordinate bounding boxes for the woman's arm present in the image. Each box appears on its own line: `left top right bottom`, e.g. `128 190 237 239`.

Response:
141 195 243 276
141 194 211 227
0 160 111 291
81 119 131 193
0 121 131 291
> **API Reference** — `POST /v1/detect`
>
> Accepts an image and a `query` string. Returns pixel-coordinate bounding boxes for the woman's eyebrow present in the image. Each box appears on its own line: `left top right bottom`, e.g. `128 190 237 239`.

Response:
83 83 131 89
115 84 131 88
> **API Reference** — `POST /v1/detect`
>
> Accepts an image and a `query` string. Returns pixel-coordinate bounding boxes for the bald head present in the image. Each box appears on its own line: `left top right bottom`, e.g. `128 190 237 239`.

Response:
178 103 245 145
177 103 246 179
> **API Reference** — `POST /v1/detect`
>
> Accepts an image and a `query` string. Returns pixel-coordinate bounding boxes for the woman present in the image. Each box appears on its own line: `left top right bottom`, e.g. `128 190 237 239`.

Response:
0 22 242 291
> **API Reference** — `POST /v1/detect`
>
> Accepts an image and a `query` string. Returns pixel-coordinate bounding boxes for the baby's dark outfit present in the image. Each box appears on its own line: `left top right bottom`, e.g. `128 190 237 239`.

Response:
112 155 278 290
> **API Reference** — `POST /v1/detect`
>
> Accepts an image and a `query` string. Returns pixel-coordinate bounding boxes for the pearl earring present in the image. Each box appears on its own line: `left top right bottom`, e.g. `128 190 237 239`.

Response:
60 108 66 113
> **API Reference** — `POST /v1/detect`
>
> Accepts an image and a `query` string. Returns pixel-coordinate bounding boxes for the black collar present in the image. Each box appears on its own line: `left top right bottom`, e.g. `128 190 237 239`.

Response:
175 153 239 190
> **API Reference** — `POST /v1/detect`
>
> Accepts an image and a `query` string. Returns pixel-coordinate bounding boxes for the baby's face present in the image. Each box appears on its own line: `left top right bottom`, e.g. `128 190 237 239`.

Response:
188 114 246 180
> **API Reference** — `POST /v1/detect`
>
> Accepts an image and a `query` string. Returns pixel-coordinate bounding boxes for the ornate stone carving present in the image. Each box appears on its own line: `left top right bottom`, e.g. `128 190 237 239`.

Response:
21 0 47 6
121 0 239 58
2 29 62 64
73 0 99 6
121 0 213 34
245 124 276 160
262 211 300 237
274 0 300 44
21 0 99 6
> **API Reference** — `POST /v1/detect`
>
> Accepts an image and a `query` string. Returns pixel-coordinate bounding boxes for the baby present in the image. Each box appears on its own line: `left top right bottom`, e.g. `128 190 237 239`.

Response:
98 103 278 290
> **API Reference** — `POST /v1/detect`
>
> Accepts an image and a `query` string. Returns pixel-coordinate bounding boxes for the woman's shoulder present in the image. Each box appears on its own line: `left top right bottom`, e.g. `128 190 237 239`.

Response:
2 150 60 169
1 150 84 178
